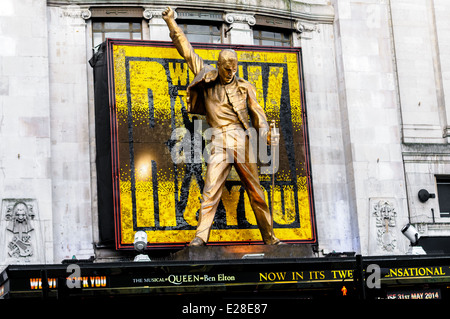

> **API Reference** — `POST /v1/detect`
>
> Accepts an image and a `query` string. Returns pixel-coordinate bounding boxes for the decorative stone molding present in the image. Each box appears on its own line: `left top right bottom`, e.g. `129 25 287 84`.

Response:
143 7 177 20
224 12 256 26
371 199 397 253
1 199 45 264
46 1 334 24
81 9 92 20
294 20 319 39
60 5 91 20
443 126 450 138
419 222 450 237
143 9 153 20
5 201 35 258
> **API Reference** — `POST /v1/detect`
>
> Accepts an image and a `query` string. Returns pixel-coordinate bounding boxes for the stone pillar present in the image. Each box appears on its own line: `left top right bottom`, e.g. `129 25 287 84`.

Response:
0 0 53 267
389 0 446 144
47 4 94 262
332 0 410 255
293 20 360 254
223 12 255 45
432 0 450 142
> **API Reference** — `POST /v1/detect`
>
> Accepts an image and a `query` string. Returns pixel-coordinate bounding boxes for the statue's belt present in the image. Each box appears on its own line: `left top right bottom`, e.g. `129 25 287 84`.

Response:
210 123 244 134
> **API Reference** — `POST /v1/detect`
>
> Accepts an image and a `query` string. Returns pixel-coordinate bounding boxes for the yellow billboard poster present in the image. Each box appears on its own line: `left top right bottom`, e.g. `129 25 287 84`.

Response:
106 39 316 249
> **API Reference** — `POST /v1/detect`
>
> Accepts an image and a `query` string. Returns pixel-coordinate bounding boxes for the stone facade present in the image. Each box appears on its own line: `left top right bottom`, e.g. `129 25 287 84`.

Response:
1 0 449 266
0 0 54 266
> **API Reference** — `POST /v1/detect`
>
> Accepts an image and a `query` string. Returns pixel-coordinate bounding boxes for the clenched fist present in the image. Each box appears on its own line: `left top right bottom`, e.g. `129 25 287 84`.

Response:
162 6 175 21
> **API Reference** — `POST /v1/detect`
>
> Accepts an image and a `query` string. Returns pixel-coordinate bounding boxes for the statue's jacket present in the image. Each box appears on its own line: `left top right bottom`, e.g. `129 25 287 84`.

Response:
169 26 270 136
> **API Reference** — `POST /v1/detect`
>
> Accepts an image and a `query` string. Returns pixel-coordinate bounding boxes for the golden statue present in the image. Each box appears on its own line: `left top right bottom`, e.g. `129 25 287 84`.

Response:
162 7 282 246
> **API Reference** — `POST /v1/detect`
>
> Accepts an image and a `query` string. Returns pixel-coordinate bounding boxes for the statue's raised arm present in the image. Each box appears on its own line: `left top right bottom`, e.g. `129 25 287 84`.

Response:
162 7 204 76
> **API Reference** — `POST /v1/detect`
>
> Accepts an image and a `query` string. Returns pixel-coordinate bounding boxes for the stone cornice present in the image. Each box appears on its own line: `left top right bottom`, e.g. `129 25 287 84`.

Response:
143 6 178 20
402 143 450 163
57 4 92 20
47 0 334 24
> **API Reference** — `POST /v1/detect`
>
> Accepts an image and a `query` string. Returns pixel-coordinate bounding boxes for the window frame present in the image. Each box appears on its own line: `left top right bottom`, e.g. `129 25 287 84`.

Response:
92 19 143 48
436 175 450 218
252 27 292 47
177 20 223 44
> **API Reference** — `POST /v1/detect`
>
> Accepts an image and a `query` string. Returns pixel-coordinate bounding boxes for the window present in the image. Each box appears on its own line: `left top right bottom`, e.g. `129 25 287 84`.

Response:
253 29 291 47
179 23 222 44
437 176 450 218
92 21 142 48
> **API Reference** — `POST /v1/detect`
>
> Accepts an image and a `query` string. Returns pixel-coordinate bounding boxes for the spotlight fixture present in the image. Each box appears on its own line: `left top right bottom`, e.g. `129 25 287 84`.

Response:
133 231 151 262
401 224 426 255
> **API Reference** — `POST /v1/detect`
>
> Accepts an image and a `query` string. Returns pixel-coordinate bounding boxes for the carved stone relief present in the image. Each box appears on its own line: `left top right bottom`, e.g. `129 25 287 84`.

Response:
0 199 44 264
60 5 91 20
143 7 178 20
6 201 35 258
224 12 256 26
373 200 397 252
294 20 320 39
369 198 399 255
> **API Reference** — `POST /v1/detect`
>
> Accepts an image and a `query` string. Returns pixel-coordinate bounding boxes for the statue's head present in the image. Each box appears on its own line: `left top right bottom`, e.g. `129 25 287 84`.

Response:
217 49 238 84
